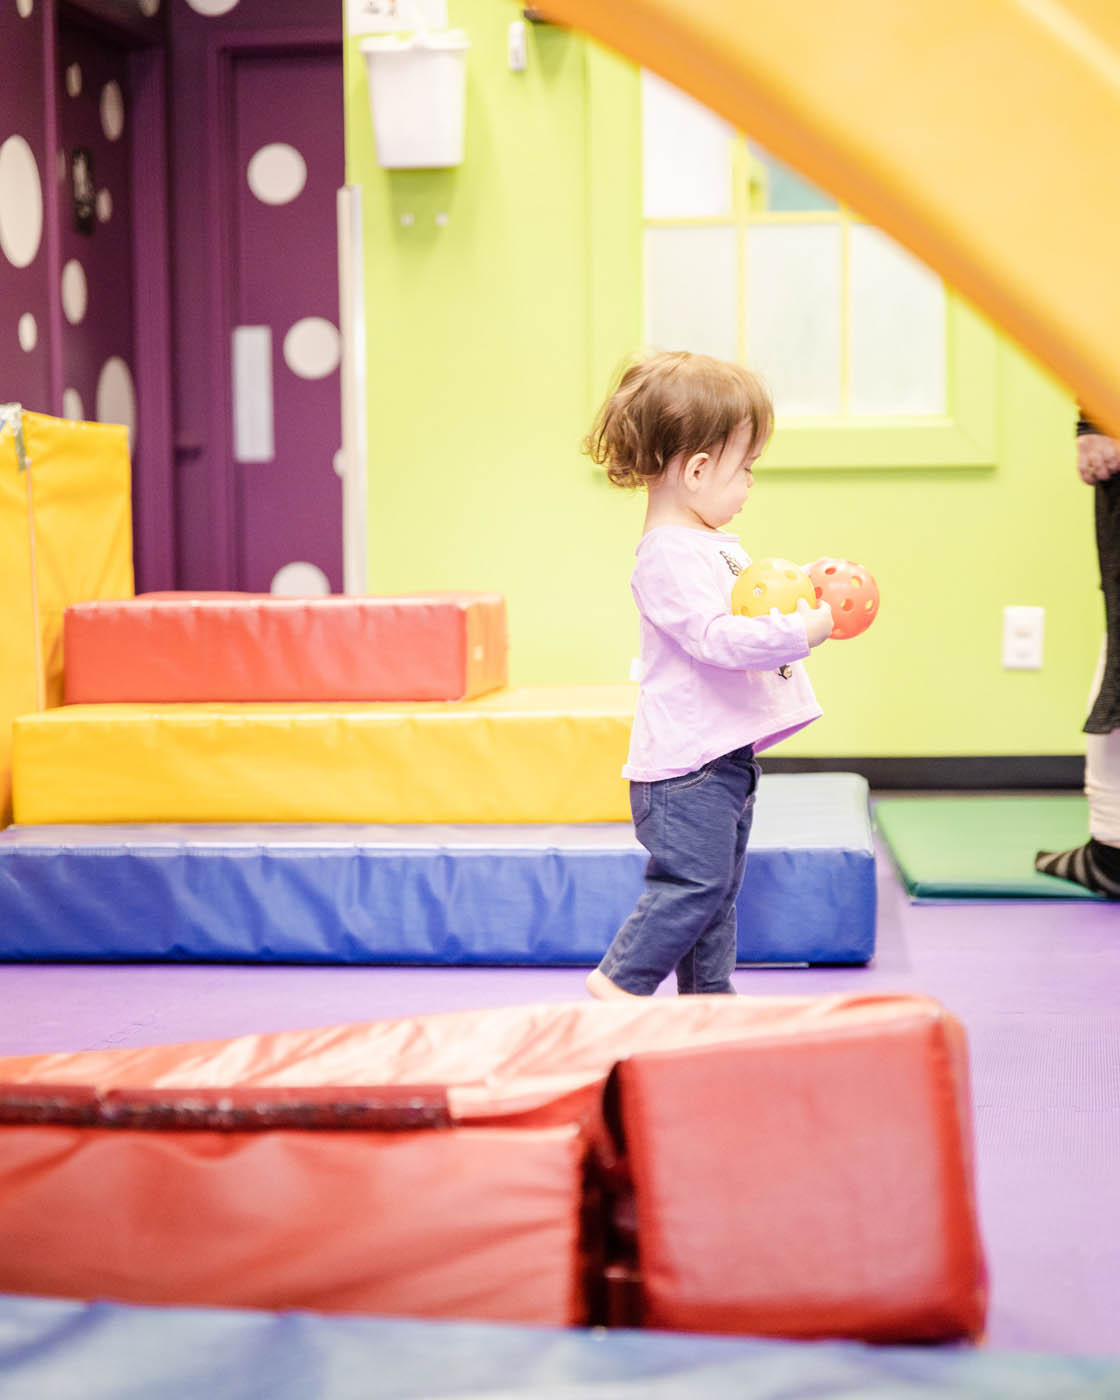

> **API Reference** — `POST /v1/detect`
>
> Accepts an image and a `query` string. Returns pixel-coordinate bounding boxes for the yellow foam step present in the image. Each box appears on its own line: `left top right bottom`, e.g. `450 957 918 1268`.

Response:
12 687 635 824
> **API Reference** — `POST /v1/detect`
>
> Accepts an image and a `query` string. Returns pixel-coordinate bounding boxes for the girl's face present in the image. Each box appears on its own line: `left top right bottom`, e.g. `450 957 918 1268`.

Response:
693 420 765 530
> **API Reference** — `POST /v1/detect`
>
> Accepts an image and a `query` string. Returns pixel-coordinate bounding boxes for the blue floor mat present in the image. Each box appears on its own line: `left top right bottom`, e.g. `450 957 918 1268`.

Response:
0 774 876 965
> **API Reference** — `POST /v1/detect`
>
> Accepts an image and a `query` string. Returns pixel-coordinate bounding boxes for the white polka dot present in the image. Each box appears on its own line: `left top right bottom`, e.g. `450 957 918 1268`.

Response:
61 259 88 324
247 143 307 206
0 136 44 269
96 188 113 223
283 317 340 380
65 63 82 98
17 0 34 16
270 562 330 597
139 0 161 14
62 388 84 422
96 357 137 451
186 0 240 13
332 448 345 478
18 313 37 352
100 82 124 142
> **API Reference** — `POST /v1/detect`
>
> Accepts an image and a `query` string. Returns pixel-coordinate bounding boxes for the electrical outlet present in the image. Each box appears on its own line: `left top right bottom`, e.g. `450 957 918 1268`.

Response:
1002 605 1044 670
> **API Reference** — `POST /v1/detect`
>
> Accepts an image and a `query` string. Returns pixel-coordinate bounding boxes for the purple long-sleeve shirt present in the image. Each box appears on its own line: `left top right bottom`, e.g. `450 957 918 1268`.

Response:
623 527 822 781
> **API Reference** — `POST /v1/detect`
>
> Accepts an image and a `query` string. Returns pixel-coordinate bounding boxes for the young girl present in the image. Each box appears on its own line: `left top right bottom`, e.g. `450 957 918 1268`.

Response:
584 350 833 999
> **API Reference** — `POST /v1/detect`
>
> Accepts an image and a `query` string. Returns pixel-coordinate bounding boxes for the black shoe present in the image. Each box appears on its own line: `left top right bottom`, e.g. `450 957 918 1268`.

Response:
1035 839 1120 897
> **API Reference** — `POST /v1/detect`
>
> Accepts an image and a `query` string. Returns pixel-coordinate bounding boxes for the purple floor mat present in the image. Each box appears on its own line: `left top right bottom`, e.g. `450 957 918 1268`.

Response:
1 835 1119 1356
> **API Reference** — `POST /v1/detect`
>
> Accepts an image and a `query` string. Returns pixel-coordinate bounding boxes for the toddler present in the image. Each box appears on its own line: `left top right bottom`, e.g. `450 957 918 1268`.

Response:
584 350 833 998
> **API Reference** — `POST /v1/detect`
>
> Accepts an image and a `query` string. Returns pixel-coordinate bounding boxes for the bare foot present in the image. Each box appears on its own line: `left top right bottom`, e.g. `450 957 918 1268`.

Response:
586 968 643 1001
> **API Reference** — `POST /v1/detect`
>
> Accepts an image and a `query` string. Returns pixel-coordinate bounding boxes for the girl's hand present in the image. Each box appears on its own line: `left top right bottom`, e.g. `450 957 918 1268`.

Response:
796 596 834 648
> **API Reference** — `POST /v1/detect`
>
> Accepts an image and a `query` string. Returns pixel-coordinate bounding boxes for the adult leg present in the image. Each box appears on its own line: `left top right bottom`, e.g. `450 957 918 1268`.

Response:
1036 639 1120 896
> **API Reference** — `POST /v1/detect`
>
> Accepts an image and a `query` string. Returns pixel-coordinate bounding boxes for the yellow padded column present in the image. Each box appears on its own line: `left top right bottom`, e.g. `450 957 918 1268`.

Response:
0 408 133 824
0 413 38 825
23 412 134 708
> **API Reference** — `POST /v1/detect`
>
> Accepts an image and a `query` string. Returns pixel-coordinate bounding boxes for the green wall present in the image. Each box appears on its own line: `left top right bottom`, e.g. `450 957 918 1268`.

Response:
345 1 1101 757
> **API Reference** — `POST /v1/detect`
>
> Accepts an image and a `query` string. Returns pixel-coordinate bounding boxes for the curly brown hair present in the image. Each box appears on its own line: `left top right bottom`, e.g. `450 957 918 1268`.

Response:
584 350 773 489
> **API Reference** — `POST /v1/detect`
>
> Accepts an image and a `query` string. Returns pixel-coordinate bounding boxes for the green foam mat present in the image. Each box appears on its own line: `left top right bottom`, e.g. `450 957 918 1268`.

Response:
875 794 1103 900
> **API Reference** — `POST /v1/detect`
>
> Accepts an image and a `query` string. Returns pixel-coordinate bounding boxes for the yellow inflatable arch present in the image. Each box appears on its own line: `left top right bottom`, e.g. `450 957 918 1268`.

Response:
546 0 1120 435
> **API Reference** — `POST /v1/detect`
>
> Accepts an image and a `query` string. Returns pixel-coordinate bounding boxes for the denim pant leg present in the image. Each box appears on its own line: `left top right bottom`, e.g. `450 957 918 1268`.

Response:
675 768 758 993
598 746 760 995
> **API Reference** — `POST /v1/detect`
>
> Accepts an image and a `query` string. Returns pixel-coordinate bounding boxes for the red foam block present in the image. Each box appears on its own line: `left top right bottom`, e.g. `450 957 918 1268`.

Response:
0 1118 586 1324
0 997 987 1339
63 591 508 703
616 1005 987 1342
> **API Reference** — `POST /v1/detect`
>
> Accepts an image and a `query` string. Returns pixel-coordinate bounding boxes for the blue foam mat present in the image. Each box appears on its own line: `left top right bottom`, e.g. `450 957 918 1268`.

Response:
0 1294 1115 1400
0 773 876 966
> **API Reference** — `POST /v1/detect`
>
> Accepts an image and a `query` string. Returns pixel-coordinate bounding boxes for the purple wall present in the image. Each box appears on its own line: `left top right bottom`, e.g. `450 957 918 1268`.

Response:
0 2 53 414
167 0 343 592
0 0 343 593
228 49 344 593
56 12 137 435
0 0 170 589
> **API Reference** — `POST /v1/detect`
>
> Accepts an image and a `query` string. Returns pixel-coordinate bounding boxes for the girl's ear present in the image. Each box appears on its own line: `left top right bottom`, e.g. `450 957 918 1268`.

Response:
682 451 709 490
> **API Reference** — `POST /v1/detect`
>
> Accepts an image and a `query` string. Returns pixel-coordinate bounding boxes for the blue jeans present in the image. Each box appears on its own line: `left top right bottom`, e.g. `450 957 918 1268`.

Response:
598 745 761 995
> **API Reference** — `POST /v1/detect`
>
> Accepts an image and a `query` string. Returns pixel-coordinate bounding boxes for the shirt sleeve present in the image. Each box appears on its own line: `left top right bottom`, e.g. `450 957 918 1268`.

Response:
632 533 812 671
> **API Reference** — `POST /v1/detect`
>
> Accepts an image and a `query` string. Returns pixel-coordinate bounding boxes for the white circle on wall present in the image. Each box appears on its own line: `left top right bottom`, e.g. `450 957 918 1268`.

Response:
18 313 37 352
66 64 83 98
283 317 340 380
0 136 44 269
271 561 330 597
247 143 307 206
62 388 84 421
100 82 124 141
139 0 161 14
96 356 137 450
17 0 34 16
333 448 345 478
186 0 240 13
61 259 88 324
96 188 112 222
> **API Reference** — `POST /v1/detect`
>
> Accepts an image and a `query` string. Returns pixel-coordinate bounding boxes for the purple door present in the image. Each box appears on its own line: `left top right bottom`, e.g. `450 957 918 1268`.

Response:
56 15 137 484
228 48 344 596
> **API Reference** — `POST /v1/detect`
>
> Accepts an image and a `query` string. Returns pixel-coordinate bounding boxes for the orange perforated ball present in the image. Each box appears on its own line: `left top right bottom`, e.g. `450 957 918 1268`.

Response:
808 558 880 639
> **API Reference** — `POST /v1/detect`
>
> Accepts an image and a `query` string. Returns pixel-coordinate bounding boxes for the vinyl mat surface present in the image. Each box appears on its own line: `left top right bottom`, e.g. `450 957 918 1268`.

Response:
875 794 1102 900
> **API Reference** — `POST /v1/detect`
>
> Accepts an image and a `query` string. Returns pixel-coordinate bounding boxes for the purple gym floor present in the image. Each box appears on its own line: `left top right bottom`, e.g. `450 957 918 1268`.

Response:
1 830 1118 1357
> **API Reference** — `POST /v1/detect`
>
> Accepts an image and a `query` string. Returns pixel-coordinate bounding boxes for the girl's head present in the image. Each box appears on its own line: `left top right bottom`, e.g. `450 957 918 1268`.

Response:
584 350 774 491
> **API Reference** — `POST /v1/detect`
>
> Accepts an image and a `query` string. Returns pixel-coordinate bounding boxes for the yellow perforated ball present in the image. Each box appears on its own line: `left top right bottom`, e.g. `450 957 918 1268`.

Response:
731 557 815 617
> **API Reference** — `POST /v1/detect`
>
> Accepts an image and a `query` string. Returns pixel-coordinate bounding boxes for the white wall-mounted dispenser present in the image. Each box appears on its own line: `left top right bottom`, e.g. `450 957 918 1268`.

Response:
361 28 470 169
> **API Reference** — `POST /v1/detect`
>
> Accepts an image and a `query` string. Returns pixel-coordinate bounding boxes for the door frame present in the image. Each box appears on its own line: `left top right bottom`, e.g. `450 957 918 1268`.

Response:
53 1 175 591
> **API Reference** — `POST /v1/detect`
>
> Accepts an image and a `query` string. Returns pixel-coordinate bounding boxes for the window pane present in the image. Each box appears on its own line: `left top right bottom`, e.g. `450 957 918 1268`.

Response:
746 142 837 213
746 223 842 416
644 226 739 360
641 70 733 219
848 226 946 414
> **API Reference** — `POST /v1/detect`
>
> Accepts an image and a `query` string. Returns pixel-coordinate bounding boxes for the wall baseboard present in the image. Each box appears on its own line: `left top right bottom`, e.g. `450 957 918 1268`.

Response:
760 754 1085 790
